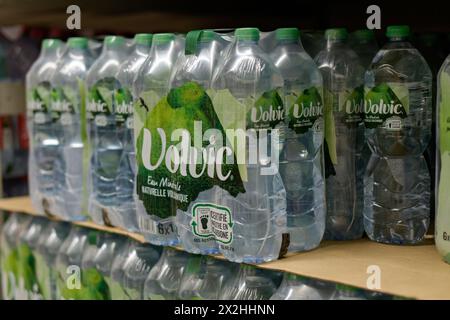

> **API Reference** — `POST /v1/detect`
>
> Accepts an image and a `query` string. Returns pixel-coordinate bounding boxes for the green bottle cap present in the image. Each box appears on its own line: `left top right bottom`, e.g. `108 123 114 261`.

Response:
386 25 410 38
353 29 374 42
276 28 300 41
134 33 152 46
104 35 125 47
325 28 348 40
235 27 260 41
42 38 63 50
153 33 175 44
199 30 216 42
67 37 88 49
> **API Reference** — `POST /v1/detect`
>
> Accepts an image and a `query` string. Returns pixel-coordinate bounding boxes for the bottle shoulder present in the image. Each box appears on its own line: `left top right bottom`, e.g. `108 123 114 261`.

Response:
368 47 432 83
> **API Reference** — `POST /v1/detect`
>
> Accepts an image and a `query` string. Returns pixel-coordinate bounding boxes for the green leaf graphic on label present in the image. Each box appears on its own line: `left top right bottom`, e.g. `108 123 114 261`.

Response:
364 83 408 130
87 77 121 121
50 86 76 122
17 244 40 296
59 267 110 300
136 81 245 220
439 71 450 153
342 85 364 127
288 87 323 134
115 87 134 126
247 89 284 129
28 82 52 125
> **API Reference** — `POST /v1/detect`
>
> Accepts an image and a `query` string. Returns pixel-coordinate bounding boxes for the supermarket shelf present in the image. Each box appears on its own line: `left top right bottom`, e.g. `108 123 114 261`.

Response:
0 196 449 300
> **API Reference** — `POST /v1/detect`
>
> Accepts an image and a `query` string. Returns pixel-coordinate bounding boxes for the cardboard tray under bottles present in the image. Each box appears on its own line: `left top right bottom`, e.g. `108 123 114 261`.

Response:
0 196 448 300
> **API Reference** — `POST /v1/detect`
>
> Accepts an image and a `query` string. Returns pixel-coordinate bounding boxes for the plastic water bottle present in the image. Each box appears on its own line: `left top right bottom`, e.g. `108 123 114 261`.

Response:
270 273 335 300
122 241 161 300
51 37 95 221
18 216 49 300
35 221 71 300
364 25 432 244
55 226 90 299
271 27 325 251
212 27 287 263
93 233 128 300
350 29 379 69
436 54 450 263
108 238 134 299
115 34 153 232
177 255 236 300
172 30 224 255
219 264 278 300
134 33 183 245
26 39 63 216
86 35 129 226
0 214 32 300
79 231 111 300
315 28 365 240
143 247 189 300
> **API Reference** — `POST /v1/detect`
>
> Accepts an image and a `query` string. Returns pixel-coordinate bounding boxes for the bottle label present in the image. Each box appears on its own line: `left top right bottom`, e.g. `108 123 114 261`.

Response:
15 243 44 300
287 86 324 134
246 89 285 129
86 78 116 127
134 82 245 221
191 203 233 244
437 70 450 262
115 87 134 128
58 267 111 300
364 83 408 130
28 81 52 125
34 252 52 300
50 86 78 125
341 85 364 127
0 243 18 300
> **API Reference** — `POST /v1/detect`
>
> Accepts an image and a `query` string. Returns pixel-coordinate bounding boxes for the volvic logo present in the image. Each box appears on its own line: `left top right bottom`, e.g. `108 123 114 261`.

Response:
292 101 323 119
29 100 44 111
250 105 284 123
51 99 72 113
87 100 108 113
346 98 364 114
364 99 404 116
140 120 281 180
116 101 133 115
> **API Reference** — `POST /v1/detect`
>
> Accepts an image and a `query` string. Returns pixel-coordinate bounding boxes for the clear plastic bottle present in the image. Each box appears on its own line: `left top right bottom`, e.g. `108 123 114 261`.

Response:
114 34 153 232
270 273 335 300
35 221 71 300
330 284 367 300
26 39 63 216
51 37 95 221
0 214 32 300
212 27 286 263
93 233 128 300
172 30 224 255
17 216 49 300
143 247 189 300
55 226 90 299
122 241 161 300
350 29 379 69
86 35 129 226
315 28 365 240
108 238 134 299
364 25 432 244
219 264 278 300
436 54 450 263
271 27 325 251
177 255 235 300
134 33 183 246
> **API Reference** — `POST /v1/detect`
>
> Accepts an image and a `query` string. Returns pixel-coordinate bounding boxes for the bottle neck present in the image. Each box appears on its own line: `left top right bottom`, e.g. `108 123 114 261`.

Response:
326 39 347 49
135 43 151 55
386 38 413 49
40 47 60 59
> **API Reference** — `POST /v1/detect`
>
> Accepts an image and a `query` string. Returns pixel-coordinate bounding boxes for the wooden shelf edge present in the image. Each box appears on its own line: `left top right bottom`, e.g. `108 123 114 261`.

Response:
1 196 449 300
